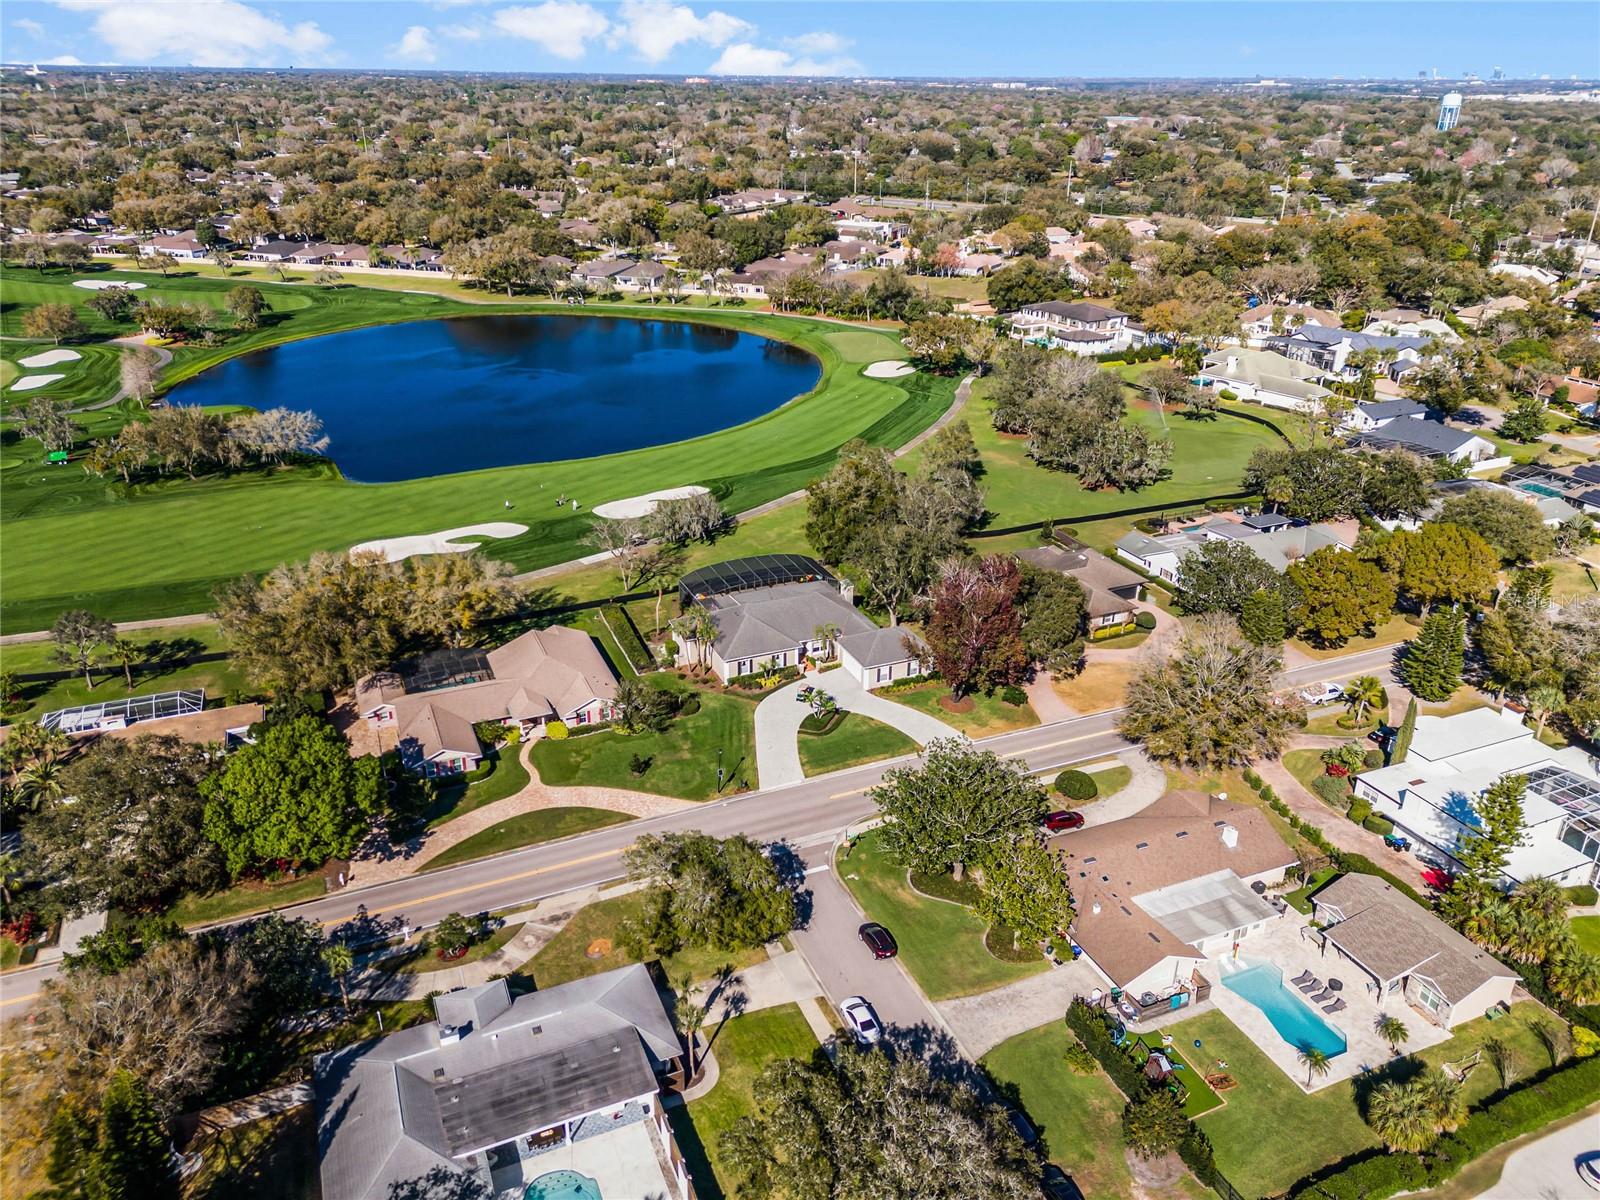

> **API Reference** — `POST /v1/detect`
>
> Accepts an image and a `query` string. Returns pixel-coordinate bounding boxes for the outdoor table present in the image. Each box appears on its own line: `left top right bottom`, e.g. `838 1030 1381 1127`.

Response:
1327 978 1343 992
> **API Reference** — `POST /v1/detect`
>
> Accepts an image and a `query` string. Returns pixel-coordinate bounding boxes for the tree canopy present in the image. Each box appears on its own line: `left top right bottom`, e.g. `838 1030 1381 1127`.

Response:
621 832 796 954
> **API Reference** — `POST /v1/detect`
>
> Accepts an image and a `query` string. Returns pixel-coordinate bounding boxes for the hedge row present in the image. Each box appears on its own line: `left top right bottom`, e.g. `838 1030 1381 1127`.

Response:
599 604 652 674
1290 1054 1600 1200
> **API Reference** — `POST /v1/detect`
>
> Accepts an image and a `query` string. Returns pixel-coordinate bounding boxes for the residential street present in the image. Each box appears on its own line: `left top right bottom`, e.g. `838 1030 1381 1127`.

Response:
0 643 1401 1022
1474 1106 1600 1199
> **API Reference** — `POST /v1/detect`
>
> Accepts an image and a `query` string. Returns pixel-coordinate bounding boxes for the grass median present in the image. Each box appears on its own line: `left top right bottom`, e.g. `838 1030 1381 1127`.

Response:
421 807 633 871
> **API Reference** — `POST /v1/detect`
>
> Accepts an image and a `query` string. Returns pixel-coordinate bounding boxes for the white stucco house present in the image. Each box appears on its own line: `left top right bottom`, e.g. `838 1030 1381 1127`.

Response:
1199 347 1332 414
1007 300 1145 357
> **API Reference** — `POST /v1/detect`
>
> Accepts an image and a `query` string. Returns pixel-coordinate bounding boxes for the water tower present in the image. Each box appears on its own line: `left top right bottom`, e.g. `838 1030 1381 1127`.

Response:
1437 92 1463 131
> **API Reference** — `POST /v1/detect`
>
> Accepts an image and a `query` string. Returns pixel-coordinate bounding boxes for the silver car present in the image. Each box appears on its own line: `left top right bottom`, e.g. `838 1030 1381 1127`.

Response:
839 996 882 1046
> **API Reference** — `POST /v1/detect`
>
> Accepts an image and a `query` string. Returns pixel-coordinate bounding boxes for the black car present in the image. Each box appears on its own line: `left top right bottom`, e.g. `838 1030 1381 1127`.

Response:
858 922 898 959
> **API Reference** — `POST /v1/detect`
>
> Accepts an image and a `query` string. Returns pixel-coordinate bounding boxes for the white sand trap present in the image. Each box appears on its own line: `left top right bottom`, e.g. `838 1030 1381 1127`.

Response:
18 349 81 368
349 522 528 563
9 374 64 392
591 485 710 520
73 279 146 291
863 360 916 379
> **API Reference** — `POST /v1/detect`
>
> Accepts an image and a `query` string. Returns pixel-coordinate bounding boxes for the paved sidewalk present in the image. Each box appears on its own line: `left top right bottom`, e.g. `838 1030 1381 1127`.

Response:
937 957 1108 1059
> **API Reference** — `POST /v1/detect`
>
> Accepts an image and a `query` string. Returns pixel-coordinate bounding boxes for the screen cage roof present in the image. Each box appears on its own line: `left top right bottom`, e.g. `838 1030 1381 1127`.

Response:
41 689 205 732
679 554 835 605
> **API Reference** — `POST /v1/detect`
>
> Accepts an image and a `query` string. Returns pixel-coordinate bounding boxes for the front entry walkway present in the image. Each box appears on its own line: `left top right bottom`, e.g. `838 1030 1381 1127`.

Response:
754 668 961 788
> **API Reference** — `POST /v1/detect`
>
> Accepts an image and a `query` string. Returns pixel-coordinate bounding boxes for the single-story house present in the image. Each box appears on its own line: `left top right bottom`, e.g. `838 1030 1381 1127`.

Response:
355 626 618 776
1054 791 1297 999
240 238 306 262
1116 517 1349 581
315 966 692 1200
1311 874 1518 1029
138 232 208 259
1353 706 1600 888
1199 348 1332 414
614 260 667 290
1340 397 1431 433
1457 295 1531 328
1347 416 1497 464
836 626 929 689
1017 536 1146 629
573 258 635 286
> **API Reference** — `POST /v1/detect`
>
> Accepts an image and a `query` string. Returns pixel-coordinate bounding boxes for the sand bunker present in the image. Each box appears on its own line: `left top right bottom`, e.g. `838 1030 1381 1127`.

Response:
73 279 147 291
18 349 81 368
9 374 64 392
349 522 528 563
591 485 710 520
863 360 916 379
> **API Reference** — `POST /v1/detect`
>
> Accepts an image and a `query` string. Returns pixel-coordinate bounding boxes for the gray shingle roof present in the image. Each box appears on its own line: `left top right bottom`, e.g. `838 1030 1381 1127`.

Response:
702 581 874 661
1351 416 1481 456
838 626 924 669
1357 398 1429 420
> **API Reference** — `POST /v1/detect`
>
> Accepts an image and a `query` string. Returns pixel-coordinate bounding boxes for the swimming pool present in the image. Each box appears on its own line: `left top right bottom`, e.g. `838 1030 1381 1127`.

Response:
1222 962 1347 1058
525 1170 602 1200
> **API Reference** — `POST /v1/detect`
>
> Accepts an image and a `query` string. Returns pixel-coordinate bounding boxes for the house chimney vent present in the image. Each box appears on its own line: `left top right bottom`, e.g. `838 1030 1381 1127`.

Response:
1091 901 1101 915
1220 824 1239 849
438 1024 461 1045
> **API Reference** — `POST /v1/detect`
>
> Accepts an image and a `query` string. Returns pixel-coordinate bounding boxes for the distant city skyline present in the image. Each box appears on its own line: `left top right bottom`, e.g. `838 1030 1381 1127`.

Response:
6 1 1599 80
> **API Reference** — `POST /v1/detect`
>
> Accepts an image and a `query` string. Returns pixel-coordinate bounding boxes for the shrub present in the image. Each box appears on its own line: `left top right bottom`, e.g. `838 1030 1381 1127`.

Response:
1218 389 1238 402
1134 611 1157 630
1055 770 1098 801
1363 749 1384 770
1242 769 1262 789
678 694 702 717
998 684 1028 706
1258 784 1276 803
1062 1041 1098 1074
1064 1001 1150 1100
1565 884 1599 907
1345 797 1373 825
628 753 652 777
473 720 509 747
1313 775 1352 809
544 720 569 740
501 726 521 746
1363 814 1395 836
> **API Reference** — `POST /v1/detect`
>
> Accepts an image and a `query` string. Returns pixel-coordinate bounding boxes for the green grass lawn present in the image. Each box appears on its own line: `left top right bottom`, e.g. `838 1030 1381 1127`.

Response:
513 890 768 990
0 619 252 722
672 1003 821 1200
376 921 527 974
982 1023 1140 1200
1285 866 1341 913
166 871 329 927
1304 709 1384 737
883 682 1040 738
531 677 758 799
1573 916 1600 955
2 266 954 629
424 746 532 828
421 807 633 870
837 829 1047 1000
1283 748 1334 799
797 711 918 776
1084 762 1134 798
1128 1033 1222 1117
1289 613 1418 661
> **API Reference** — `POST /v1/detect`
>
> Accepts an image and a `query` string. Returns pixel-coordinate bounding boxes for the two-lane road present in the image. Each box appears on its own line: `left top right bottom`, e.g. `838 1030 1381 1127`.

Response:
0 645 1401 1019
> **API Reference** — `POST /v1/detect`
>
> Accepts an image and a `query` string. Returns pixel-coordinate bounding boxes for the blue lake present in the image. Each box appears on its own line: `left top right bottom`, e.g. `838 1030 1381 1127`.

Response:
169 314 821 483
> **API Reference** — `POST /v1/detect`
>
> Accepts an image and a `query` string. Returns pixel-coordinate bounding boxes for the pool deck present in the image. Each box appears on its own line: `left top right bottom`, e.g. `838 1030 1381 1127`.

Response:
1205 915 1449 1091
494 1119 678 1199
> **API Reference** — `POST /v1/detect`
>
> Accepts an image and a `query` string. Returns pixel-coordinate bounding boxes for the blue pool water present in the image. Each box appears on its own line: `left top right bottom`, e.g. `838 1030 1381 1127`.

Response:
1222 962 1347 1058
167 315 820 483
525 1170 602 1200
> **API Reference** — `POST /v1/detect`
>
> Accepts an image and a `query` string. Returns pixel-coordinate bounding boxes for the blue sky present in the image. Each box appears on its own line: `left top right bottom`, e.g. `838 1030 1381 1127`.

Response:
6 2 1597 79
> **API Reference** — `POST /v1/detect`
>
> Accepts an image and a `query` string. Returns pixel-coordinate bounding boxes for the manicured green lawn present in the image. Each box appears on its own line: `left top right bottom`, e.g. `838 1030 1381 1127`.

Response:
1170 1009 1379 1198
513 890 768 990
1085 763 1133 798
1283 748 1333 799
0 938 20 970
2 266 953 629
1289 613 1418 661
378 922 526 973
421 807 632 870
982 1023 1139 1200
1573 916 1600 955
1128 1033 1222 1117
883 682 1039 738
530 678 758 799
0 619 252 722
797 712 918 776
166 871 329 927
424 747 532 827
1285 866 1340 913
837 829 1047 1000
674 1003 821 1200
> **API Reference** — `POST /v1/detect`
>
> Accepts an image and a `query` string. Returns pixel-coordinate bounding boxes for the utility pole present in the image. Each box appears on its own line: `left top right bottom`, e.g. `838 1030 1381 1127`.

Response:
1587 186 1600 247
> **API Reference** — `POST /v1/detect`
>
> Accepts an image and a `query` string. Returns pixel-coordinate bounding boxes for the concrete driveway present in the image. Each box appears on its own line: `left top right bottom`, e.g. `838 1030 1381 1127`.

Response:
1475 1106 1600 1199
754 670 961 789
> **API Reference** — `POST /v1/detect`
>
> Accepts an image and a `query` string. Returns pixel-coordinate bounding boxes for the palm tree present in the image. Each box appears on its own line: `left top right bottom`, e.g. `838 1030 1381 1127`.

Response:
15 760 65 811
1526 684 1565 740
1297 1045 1332 1089
1376 1015 1409 1055
1515 876 1569 921
674 974 710 1080
105 638 144 690
321 943 355 1011
1547 949 1600 1006
1417 1072 1465 1135
1367 1079 1438 1153
1342 676 1386 726
1265 474 1294 514
1483 1036 1518 1087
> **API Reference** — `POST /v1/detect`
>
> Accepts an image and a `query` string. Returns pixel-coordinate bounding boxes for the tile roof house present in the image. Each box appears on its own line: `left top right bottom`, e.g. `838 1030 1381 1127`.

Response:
315 966 693 1200
356 626 618 775
1007 300 1145 357
1238 304 1342 344
1051 791 1296 998
1311 874 1517 1029
1199 347 1332 414
138 231 208 259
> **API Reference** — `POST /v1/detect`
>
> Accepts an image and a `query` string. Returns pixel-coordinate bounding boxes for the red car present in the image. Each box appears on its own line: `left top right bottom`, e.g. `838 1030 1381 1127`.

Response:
1044 810 1085 833
858 922 898 959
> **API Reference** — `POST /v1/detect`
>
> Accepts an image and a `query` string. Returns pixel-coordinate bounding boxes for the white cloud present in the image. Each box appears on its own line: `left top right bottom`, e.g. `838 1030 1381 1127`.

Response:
709 38 858 76
52 0 332 67
392 25 438 62
784 31 848 56
609 0 749 63
13 17 47 37
42 54 84 65
440 22 482 41
493 2 609 60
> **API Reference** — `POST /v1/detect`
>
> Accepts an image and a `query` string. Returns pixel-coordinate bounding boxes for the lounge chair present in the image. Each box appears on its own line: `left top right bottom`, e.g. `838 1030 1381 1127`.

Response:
1297 977 1323 993
1291 970 1316 987
1322 998 1347 1015
1310 989 1334 1003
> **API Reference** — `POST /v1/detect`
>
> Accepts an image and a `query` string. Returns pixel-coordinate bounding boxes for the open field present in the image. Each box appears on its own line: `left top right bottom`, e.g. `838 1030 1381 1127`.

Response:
1 266 951 629
837 828 1047 1000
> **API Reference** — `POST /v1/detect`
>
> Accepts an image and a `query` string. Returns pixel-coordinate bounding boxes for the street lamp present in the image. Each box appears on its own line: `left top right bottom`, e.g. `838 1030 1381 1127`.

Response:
716 747 725 793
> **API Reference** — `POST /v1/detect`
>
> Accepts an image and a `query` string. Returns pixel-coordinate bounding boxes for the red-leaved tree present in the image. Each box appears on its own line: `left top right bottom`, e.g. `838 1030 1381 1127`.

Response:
924 555 1028 697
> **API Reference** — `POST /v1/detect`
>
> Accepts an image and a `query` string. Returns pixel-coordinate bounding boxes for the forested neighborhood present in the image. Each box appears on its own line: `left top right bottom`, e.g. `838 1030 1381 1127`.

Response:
1 19 1599 1200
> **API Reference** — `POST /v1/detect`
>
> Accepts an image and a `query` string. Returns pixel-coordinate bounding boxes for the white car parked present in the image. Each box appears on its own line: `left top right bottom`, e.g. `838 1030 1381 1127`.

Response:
839 996 882 1046
1298 682 1343 705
